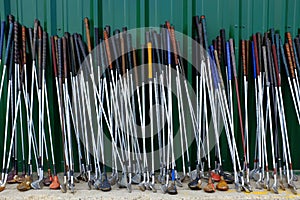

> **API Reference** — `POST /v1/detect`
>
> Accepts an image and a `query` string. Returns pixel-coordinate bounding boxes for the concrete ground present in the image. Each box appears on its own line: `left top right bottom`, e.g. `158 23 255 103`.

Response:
1 173 300 200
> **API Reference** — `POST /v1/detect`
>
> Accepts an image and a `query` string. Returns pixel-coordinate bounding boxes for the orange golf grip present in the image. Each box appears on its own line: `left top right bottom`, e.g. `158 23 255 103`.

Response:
148 42 152 79
84 17 92 53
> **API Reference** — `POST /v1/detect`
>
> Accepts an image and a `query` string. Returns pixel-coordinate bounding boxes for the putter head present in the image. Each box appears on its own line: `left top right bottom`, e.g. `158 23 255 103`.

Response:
188 177 202 190
288 181 297 194
49 175 60 190
204 181 216 193
131 173 141 184
211 171 221 182
17 175 32 191
222 171 234 184
216 176 229 191
93 179 102 190
167 182 178 195
15 173 26 183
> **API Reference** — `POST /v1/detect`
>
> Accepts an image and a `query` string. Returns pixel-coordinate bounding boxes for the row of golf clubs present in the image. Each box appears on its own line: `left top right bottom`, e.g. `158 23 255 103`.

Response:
0 14 299 195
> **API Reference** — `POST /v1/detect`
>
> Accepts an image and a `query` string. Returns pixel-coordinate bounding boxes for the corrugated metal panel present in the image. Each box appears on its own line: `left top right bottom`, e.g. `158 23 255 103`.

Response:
1 0 300 171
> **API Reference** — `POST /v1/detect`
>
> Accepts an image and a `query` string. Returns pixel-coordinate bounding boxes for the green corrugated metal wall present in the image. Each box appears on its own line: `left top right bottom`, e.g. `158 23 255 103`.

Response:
0 0 300 171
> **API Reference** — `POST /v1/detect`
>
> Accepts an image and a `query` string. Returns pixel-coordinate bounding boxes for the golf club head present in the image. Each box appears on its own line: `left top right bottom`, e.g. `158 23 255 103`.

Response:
271 183 279 194
17 175 32 191
211 171 221 182
6 169 17 184
279 179 286 190
190 169 198 181
99 178 111 192
127 183 132 193
118 173 128 188
291 173 298 182
288 181 297 194
68 182 75 193
222 171 234 184
149 183 157 193
49 175 60 190
87 179 94 190
108 173 118 186
188 177 202 190
160 183 168 194
138 182 146 191
255 180 263 190
43 175 52 186
175 178 183 187
216 176 229 191
31 178 43 190
0 184 5 192
244 181 253 192
204 182 216 193
249 168 258 180
167 182 178 195
234 181 242 192
60 183 67 193
131 173 141 184
93 179 102 190
76 172 88 182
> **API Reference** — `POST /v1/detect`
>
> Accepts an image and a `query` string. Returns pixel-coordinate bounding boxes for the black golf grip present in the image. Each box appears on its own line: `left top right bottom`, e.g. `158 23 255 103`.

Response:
57 38 62 78
126 33 133 70
94 27 99 67
270 28 275 45
275 34 281 72
32 19 39 60
69 34 77 76
0 21 5 60
120 34 126 75
279 38 290 78
50 36 57 77
272 44 281 86
153 32 161 65
42 31 47 70
220 29 226 66
78 37 91 77
14 21 19 64
62 37 68 78
257 33 262 72
9 43 14 80
74 34 83 68
200 15 208 50
38 26 42 89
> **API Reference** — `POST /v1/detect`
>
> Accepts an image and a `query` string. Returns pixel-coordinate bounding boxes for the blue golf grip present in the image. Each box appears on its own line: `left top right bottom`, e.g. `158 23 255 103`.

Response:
226 41 231 80
167 31 171 65
251 41 257 79
0 21 5 60
4 23 14 65
171 169 175 181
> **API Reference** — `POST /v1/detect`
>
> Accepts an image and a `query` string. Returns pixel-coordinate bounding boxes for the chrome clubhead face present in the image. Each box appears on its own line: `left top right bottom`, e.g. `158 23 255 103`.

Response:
271 183 279 194
131 173 141 184
234 181 242 192
68 183 75 193
175 178 183 187
190 169 198 181
149 183 157 193
160 183 168 194
118 173 128 188
244 181 253 192
31 179 42 190
60 183 67 193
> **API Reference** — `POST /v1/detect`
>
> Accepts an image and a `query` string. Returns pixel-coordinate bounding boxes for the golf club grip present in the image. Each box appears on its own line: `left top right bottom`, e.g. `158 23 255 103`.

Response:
133 48 138 85
57 38 62 78
220 29 227 66
270 28 275 44
153 32 161 65
262 46 269 83
78 37 91 77
69 35 77 76
127 33 133 69
4 23 13 65
94 27 99 67
63 37 68 78
226 41 231 80
279 38 290 78
251 42 257 79
42 31 47 70
253 34 260 75
148 42 152 79
210 46 218 88
257 33 262 71
217 36 222 62
84 17 92 53
167 30 171 65
51 36 57 77
214 50 224 89
22 26 26 64
286 32 296 69
103 30 112 70
74 34 82 67
33 20 39 60
120 34 126 75
105 25 111 37
293 41 300 71
241 40 247 76
193 16 200 38
9 43 14 80
0 21 5 60
14 21 19 64
285 43 295 78
275 34 281 72
170 27 178 65
111 36 121 74
272 44 281 86
200 15 208 50
38 26 43 89
229 39 237 77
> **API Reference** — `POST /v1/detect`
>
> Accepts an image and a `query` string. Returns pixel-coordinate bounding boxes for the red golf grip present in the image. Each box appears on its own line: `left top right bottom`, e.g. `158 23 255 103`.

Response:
272 44 281 86
51 36 57 77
